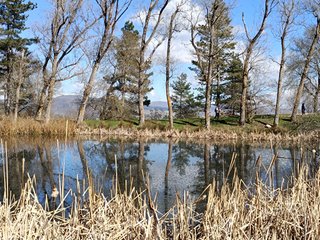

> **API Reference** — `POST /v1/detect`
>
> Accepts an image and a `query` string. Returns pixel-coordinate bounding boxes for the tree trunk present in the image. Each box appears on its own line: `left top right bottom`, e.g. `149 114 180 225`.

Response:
205 78 212 129
274 32 289 126
166 36 173 129
240 60 250 126
313 73 320 112
165 9 178 130
77 63 100 124
290 19 320 122
138 90 145 126
216 68 221 109
274 59 285 127
121 91 125 120
44 77 56 124
36 77 49 120
13 50 25 123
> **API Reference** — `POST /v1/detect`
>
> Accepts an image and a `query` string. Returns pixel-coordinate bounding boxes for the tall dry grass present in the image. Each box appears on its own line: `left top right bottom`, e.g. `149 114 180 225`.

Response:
0 118 76 136
0 164 319 239
77 126 320 142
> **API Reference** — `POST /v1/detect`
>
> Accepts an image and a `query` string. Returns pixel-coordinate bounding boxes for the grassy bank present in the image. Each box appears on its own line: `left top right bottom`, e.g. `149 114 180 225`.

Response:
0 114 319 141
1 166 319 239
80 114 320 142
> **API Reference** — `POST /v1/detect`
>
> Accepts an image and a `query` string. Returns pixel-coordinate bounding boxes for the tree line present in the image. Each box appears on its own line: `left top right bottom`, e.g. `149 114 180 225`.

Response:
0 0 319 129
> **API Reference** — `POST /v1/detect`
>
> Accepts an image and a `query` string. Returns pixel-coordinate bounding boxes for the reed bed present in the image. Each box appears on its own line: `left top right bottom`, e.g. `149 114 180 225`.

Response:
76 126 320 142
0 118 76 136
0 166 320 239
1 117 319 142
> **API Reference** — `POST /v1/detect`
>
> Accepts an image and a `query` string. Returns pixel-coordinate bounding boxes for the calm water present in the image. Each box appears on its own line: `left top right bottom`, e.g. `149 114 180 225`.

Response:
0 137 319 213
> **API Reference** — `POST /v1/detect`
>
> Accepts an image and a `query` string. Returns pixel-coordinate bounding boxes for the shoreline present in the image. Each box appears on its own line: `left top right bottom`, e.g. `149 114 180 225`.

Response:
75 127 320 143
0 117 319 142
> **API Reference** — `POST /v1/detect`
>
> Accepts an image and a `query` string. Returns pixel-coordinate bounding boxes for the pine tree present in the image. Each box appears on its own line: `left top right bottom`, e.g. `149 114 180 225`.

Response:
0 0 36 115
191 0 235 128
222 54 243 115
171 73 197 118
101 21 153 120
101 21 140 119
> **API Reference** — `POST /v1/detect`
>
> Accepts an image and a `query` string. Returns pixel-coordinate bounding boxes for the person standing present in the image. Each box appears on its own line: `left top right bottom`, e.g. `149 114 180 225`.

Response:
215 106 220 119
302 103 306 115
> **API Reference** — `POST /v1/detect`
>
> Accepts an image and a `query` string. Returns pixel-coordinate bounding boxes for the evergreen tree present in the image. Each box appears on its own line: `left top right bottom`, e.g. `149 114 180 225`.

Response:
101 21 153 120
0 0 36 115
171 73 198 118
191 0 235 127
221 54 243 115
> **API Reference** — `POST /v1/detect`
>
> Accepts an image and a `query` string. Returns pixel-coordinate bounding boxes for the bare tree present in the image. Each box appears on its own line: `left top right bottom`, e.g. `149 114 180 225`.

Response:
136 0 169 126
166 3 183 130
306 55 320 112
290 1 320 122
273 0 295 127
240 0 277 126
76 0 132 124
36 0 95 123
13 50 25 123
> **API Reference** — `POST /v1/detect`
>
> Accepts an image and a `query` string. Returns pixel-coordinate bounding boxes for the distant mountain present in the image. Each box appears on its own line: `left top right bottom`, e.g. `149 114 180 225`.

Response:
146 101 168 111
51 95 80 118
51 96 170 118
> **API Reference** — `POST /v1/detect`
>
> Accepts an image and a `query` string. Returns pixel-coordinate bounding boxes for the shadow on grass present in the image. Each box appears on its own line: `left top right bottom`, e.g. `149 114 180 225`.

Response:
212 116 239 126
281 118 291 122
213 119 238 126
123 119 139 126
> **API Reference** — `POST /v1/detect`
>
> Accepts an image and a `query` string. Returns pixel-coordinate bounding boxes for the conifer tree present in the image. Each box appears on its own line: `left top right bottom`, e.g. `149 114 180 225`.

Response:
0 0 36 115
101 21 153 120
191 0 235 129
222 54 243 115
171 73 197 118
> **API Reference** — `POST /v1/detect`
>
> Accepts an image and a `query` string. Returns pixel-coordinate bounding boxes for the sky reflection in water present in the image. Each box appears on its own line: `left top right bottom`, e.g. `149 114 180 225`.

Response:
0 138 319 213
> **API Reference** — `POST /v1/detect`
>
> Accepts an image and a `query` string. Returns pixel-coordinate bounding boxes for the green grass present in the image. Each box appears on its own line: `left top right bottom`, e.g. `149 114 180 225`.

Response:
84 113 320 135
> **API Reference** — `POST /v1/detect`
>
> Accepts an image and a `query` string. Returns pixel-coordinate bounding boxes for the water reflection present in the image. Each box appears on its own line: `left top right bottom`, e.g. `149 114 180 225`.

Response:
0 138 319 213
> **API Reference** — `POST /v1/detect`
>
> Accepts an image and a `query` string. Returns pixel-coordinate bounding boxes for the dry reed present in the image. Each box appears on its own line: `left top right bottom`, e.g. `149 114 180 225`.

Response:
76 126 320 143
0 118 76 136
0 164 319 239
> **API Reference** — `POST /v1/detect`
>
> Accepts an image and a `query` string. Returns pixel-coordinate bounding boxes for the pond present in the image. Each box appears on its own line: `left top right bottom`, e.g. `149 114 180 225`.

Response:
0 137 319 213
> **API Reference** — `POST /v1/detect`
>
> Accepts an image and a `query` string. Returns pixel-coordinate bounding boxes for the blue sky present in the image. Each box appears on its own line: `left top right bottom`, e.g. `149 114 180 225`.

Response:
23 0 310 102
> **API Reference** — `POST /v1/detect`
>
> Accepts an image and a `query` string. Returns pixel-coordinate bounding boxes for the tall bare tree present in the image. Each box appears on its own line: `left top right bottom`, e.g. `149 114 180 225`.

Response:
240 0 277 126
166 3 183 129
307 53 320 112
36 0 95 123
136 0 169 126
76 0 131 124
13 50 25 122
273 0 295 127
290 1 320 122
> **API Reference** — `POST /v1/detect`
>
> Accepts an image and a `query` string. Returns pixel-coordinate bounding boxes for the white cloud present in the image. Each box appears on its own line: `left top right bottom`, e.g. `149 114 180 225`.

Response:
132 0 204 66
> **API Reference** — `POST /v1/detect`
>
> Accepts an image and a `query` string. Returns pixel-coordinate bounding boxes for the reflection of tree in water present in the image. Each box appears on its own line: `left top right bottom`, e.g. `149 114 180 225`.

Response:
37 144 57 201
78 139 150 193
192 142 257 197
0 145 36 201
172 141 202 175
164 139 172 213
